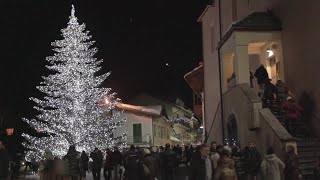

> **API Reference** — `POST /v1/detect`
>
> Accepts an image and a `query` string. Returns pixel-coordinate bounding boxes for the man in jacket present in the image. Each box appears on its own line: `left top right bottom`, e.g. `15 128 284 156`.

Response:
142 148 158 180
91 147 104 180
260 147 285 180
254 65 269 87
263 80 277 108
112 147 123 180
242 142 261 180
64 145 80 180
150 146 161 180
162 143 177 180
190 144 214 180
124 145 141 180
80 151 89 179
104 148 113 180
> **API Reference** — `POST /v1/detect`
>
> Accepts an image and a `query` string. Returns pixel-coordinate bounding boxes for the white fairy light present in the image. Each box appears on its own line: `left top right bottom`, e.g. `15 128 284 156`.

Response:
23 5 126 161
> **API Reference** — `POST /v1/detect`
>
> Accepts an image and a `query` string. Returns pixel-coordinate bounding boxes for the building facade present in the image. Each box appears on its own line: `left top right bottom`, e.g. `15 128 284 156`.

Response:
192 0 320 177
113 94 199 147
199 0 320 142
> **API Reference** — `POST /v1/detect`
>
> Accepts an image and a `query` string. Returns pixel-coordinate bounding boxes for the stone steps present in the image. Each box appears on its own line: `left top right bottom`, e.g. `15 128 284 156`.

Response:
297 140 320 179
266 100 318 179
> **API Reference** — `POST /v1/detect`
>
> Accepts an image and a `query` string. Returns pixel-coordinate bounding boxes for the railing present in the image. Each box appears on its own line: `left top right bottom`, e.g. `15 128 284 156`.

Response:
126 135 151 145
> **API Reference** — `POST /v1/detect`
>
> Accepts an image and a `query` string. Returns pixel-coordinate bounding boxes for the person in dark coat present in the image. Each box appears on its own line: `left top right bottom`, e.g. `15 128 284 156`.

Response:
91 147 104 180
104 148 113 180
254 64 269 87
192 145 201 161
80 151 89 179
242 142 261 180
284 145 299 180
124 145 141 180
142 149 158 180
112 147 123 180
162 143 177 180
190 144 214 180
263 80 277 107
64 145 80 180
150 146 161 180
0 141 9 180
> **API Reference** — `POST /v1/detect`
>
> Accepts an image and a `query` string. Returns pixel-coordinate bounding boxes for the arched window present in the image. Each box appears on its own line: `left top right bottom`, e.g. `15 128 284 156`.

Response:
226 114 238 145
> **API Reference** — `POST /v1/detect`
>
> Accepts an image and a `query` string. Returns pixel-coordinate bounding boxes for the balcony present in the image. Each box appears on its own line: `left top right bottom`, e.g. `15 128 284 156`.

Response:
125 135 152 146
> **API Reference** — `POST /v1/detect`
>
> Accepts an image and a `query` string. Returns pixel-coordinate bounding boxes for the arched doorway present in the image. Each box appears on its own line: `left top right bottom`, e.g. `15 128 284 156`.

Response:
226 114 238 146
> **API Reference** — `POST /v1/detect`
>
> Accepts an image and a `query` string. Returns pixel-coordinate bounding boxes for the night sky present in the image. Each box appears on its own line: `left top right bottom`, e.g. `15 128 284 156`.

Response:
0 0 206 117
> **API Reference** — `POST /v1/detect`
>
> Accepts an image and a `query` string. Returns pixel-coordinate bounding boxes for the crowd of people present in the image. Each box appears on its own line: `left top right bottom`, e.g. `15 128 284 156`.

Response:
204 141 302 180
1 140 320 179
253 64 304 137
31 141 311 180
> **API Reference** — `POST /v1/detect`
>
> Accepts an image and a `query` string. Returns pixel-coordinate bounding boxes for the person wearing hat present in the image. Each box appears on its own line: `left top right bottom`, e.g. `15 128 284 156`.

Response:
283 96 303 136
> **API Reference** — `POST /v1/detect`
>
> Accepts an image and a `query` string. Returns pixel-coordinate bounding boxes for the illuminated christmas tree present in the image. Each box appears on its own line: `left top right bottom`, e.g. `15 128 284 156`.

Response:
23 5 126 161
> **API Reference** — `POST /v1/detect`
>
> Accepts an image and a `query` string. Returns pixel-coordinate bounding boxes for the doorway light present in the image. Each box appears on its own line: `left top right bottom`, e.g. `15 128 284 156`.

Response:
267 49 274 57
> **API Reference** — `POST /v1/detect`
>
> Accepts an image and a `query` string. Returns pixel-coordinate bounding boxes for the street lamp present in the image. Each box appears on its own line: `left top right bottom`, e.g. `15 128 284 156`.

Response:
6 128 14 136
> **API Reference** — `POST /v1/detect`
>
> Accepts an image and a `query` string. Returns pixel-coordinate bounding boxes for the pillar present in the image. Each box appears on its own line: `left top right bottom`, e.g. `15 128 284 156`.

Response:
234 45 250 85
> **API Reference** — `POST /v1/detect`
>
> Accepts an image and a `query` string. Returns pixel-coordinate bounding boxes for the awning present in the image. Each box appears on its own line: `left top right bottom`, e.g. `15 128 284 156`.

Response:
170 136 181 142
184 64 204 99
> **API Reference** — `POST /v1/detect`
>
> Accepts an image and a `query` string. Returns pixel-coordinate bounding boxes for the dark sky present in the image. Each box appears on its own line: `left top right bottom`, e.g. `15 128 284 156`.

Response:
0 0 206 117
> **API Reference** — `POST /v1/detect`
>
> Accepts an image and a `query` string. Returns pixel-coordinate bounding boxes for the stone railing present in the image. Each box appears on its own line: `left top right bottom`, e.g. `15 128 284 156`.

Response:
258 108 297 159
207 83 296 161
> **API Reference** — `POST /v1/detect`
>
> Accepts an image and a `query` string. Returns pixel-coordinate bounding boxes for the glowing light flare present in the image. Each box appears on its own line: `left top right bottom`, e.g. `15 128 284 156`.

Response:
104 98 110 105
267 49 274 57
